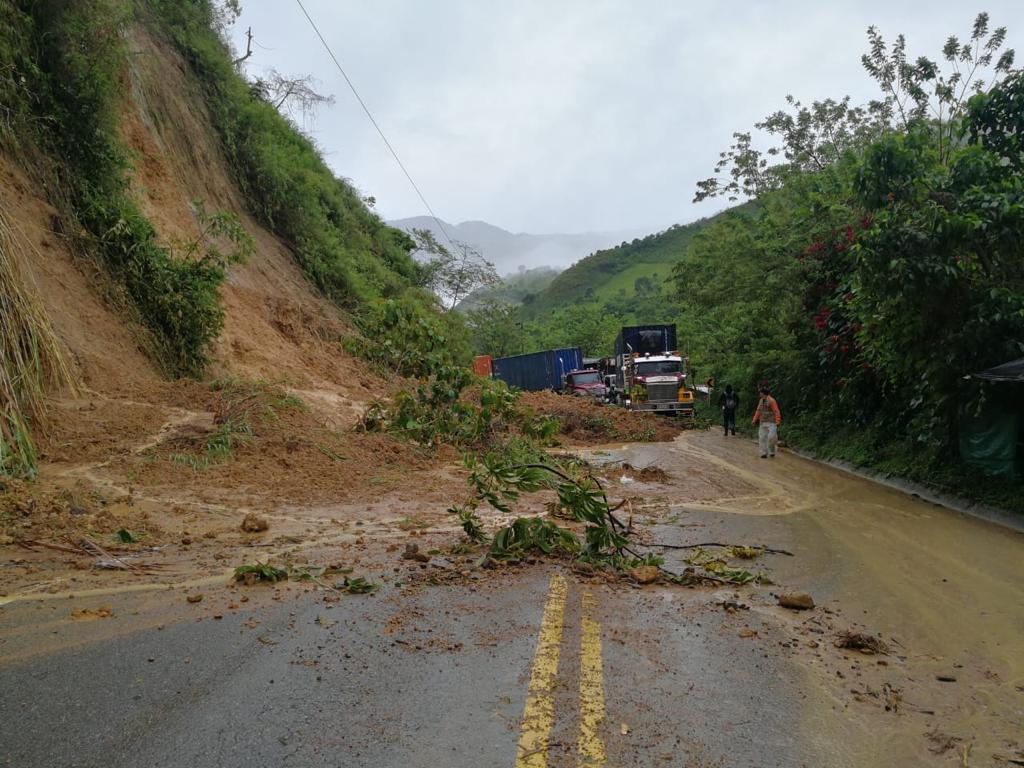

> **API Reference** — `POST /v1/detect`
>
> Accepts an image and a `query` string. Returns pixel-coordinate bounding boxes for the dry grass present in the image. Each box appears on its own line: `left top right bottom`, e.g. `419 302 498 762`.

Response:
0 207 75 477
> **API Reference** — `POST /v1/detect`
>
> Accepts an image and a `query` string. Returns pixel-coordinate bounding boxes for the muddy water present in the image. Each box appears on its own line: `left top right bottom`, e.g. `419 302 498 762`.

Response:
587 431 1024 765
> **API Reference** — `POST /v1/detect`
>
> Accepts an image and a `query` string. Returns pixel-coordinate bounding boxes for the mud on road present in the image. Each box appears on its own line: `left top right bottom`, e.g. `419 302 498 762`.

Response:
1 422 1022 767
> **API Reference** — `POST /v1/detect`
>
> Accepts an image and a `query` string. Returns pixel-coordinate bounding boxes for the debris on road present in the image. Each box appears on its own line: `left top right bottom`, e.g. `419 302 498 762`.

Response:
629 565 661 585
233 561 288 585
834 629 889 654
240 513 269 533
778 592 815 610
186 593 204 604
401 543 431 563
70 607 113 620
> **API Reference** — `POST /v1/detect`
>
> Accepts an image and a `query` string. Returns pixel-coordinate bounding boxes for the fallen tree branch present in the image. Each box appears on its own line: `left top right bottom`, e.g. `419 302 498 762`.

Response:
17 539 86 555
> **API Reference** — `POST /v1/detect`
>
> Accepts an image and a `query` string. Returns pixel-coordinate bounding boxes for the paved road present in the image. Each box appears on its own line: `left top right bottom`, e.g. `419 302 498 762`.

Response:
2 432 1022 767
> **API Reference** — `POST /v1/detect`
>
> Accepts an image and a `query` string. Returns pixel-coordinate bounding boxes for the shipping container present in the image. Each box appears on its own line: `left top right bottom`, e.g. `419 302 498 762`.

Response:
472 355 493 377
614 324 678 357
492 347 582 391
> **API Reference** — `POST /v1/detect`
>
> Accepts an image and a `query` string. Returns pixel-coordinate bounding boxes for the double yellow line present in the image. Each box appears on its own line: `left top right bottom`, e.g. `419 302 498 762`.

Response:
515 574 607 768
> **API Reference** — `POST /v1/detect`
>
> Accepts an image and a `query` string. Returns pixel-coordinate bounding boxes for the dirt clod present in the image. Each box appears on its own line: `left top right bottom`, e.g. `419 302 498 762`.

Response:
401 543 431 563
834 629 889 654
186 593 204 603
241 513 269 533
71 607 113 620
778 592 815 610
629 565 661 585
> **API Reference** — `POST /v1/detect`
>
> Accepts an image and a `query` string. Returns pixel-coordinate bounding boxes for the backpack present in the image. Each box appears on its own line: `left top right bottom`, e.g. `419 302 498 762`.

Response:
724 394 737 410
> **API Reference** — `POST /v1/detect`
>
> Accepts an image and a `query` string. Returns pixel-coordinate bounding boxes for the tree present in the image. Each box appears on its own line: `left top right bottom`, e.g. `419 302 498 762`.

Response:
252 69 335 122
465 301 522 357
410 228 499 311
695 13 1015 202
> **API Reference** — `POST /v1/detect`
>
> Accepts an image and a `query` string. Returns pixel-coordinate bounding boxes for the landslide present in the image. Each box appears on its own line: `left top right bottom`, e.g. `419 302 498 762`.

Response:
520 391 683 444
0 5 455 599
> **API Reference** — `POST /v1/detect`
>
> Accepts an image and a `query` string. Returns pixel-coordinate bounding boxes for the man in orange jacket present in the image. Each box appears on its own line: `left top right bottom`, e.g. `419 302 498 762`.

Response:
751 385 781 458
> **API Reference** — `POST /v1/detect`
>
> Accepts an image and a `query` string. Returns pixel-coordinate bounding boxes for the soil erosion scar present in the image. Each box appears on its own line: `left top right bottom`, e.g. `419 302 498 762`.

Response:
516 574 568 767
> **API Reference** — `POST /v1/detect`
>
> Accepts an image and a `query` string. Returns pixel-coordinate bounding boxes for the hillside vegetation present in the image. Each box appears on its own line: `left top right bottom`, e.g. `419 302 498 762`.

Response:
468 14 1024 509
0 0 458 477
520 213 734 317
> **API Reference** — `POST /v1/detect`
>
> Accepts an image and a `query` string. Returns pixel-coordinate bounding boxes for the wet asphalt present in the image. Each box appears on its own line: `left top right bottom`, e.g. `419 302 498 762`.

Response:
0 563 826 768
3 432 1021 767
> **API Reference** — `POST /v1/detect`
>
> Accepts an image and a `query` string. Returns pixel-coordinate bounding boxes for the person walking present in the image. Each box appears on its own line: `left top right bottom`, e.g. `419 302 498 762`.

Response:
717 384 739 436
751 386 781 458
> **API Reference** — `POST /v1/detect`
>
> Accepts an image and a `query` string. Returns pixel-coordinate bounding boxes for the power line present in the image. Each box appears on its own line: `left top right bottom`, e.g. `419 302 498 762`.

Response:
293 0 456 249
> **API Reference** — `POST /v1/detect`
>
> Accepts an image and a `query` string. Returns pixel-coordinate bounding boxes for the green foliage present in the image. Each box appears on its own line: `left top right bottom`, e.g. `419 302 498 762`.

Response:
338 576 379 594
233 561 289 583
354 297 469 378
365 364 557 449
148 0 422 306
672 16 1024 500
454 453 630 565
489 517 580 560
464 300 523 357
449 504 488 543
3 1 249 377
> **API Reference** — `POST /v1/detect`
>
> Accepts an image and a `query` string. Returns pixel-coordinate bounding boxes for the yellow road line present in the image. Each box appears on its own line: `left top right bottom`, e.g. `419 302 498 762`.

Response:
516 574 568 768
577 591 606 767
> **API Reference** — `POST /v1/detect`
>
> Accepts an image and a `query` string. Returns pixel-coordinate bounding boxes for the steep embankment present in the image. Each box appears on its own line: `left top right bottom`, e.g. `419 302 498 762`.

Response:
0 3 471 591
121 24 384 418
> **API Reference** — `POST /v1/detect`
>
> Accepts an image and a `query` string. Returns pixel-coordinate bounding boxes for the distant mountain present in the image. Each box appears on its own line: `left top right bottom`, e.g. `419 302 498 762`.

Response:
388 216 644 276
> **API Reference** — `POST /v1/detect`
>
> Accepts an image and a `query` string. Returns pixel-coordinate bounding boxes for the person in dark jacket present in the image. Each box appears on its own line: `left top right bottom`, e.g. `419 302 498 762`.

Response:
717 384 739 436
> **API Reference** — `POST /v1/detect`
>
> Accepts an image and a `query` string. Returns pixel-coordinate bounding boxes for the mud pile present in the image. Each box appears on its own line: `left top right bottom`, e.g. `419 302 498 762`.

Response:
519 390 683 444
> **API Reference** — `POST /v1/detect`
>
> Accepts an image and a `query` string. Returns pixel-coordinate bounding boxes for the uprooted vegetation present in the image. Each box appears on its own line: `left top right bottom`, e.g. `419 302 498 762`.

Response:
445 450 777 586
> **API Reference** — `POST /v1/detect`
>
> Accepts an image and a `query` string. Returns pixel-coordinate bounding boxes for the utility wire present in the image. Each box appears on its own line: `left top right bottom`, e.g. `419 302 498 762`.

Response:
293 0 456 249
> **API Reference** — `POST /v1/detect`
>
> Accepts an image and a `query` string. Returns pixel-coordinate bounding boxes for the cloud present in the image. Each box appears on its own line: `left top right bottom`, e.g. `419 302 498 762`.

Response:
233 0 1023 233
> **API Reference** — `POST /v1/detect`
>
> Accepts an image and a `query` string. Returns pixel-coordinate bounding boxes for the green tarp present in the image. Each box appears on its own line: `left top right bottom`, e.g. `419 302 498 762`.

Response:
960 399 1021 478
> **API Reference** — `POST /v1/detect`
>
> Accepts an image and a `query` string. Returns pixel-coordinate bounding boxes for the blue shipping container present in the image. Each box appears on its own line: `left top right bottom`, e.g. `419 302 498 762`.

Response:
492 347 583 391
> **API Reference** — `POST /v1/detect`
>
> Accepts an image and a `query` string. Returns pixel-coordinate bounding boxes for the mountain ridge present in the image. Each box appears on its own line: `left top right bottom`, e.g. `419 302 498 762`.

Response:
388 215 644 275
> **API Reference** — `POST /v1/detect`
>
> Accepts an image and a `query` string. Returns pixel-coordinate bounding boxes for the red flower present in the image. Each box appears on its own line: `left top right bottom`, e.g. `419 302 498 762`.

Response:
845 225 855 242
860 214 874 229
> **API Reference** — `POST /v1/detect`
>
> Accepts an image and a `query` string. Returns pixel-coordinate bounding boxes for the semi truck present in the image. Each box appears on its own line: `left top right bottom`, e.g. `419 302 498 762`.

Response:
611 324 694 414
491 347 583 392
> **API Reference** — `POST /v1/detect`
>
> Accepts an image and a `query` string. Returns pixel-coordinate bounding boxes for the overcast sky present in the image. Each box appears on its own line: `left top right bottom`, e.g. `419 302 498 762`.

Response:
230 1 1022 234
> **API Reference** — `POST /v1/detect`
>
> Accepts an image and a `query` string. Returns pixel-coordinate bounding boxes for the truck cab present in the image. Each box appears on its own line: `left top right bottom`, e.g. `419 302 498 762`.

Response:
621 352 695 415
563 369 608 399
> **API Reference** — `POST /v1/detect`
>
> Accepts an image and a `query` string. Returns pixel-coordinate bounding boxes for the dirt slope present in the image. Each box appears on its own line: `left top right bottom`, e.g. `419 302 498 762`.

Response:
0 19 456 594
123 25 384 421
